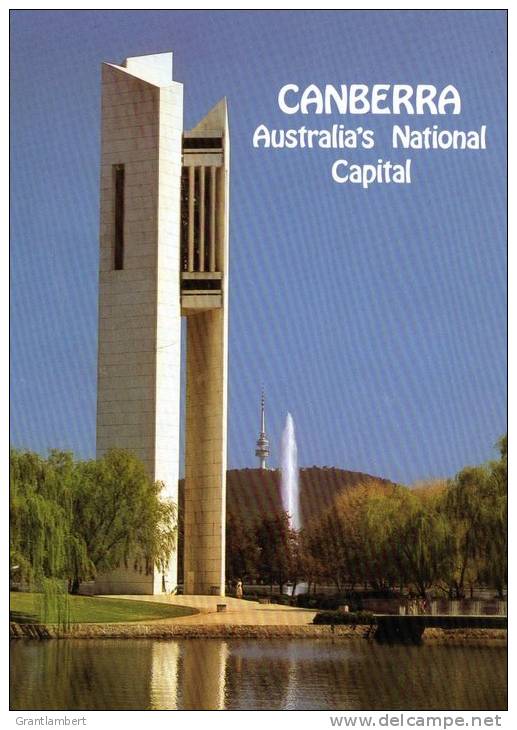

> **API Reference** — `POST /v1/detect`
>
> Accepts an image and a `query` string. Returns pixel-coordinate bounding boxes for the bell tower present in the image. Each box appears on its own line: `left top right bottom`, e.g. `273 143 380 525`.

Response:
95 52 229 596
181 101 230 597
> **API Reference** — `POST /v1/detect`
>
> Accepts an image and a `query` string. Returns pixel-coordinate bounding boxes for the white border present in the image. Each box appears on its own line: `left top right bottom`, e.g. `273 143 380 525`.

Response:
5 4 511 726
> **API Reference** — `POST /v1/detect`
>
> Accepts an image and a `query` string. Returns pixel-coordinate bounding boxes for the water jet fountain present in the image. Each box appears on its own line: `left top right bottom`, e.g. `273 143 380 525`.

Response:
280 412 300 530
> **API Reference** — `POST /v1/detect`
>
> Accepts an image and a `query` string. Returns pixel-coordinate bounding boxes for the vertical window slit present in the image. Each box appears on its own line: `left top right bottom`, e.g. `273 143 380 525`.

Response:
204 167 211 270
193 167 200 271
114 164 125 270
209 166 216 272
188 166 195 272
180 167 189 272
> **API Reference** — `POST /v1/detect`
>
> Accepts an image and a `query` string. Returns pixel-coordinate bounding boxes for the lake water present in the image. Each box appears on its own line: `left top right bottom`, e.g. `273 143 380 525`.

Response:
10 638 507 711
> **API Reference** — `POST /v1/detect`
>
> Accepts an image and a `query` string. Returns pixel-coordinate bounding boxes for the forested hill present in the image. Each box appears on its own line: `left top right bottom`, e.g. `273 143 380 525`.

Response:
179 467 395 526
226 467 394 525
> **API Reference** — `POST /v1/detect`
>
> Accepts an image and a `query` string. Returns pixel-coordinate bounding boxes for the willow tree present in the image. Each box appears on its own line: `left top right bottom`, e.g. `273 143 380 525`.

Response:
255 512 295 592
443 465 488 598
304 480 398 591
364 481 453 598
438 434 507 599
10 448 177 597
9 449 90 623
226 511 258 586
479 435 508 597
345 481 402 590
69 449 176 593
304 508 350 590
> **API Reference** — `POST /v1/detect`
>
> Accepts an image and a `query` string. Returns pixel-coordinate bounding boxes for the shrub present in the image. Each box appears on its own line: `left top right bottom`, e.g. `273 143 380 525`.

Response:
294 590 404 611
241 593 259 602
312 610 376 626
294 593 361 611
271 594 292 606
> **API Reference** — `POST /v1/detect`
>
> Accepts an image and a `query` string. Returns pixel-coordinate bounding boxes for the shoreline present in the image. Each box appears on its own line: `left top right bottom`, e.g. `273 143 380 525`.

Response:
9 621 507 645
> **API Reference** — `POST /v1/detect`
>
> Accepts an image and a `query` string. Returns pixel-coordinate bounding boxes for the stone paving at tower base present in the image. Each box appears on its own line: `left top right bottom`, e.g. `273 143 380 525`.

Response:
107 594 317 626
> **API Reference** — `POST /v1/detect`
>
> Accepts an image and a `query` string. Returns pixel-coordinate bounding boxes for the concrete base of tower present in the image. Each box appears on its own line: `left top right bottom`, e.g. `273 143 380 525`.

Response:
184 572 226 597
79 564 178 596
183 308 228 600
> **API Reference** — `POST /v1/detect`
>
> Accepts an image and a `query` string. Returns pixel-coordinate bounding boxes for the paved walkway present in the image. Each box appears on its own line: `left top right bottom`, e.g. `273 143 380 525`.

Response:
106 594 317 626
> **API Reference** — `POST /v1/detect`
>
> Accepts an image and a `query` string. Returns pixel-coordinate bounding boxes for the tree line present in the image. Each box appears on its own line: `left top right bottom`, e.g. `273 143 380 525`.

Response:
226 436 507 599
10 436 506 602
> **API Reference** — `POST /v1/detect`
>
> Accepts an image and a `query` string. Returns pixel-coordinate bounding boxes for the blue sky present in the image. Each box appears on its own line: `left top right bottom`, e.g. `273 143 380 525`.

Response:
10 10 507 483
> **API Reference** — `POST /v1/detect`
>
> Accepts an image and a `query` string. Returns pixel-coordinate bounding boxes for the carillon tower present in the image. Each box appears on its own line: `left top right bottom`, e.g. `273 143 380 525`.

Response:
95 52 229 596
181 99 230 597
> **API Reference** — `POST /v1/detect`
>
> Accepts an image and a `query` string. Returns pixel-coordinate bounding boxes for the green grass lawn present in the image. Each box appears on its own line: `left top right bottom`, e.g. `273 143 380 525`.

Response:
10 592 198 624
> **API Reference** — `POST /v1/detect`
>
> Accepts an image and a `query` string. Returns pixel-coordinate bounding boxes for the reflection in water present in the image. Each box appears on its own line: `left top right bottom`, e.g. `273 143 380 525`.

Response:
10 640 154 710
10 639 507 711
150 641 179 710
180 640 228 710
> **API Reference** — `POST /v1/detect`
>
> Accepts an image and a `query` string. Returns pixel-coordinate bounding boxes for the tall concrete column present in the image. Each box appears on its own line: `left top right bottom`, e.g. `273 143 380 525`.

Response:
184 309 227 594
95 53 183 594
182 100 229 596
